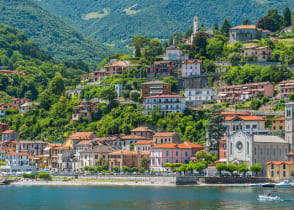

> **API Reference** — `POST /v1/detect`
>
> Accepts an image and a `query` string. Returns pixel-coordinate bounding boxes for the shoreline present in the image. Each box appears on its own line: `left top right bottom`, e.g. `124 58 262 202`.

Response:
9 180 252 187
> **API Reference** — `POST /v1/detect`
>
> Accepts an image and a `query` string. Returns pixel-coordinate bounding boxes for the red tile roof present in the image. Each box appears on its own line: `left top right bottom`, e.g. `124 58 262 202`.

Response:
271 117 285 121
220 137 227 142
225 116 264 121
69 132 96 140
230 25 257 30
266 161 294 165
1 130 15 134
221 111 251 116
109 150 138 156
182 60 202 64
6 152 29 156
185 142 204 149
153 132 177 137
145 95 184 99
121 135 150 140
135 140 153 145
76 140 93 146
152 143 191 149
131 126 154 133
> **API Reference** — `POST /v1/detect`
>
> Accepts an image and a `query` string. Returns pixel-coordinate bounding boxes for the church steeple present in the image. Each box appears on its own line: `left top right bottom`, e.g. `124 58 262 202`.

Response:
193 16 199 35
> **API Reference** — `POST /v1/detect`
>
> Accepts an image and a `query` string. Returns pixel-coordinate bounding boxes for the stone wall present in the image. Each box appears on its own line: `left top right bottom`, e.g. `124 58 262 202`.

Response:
198 177 268 184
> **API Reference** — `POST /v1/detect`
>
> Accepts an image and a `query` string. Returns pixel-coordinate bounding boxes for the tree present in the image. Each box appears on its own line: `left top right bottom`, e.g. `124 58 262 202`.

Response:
113 166 120 173
194 161 207 173
163 76 178 92
257 16 276 32
242 19 250 25
250 99 261 110
131 36 148 49
216 163 227 176
226 164 238 176
206 35 227 59
129 90 140 102
250 163 263 176
179 164 188 174
122 166 129 173
131 167 138 172
139 157 148 169
238 164 249 176
195 150 212 162
228 52 241 66
0 161 6 166
205 104 226 151
192 32 208 56
49 72 65 95
289 94 294 102
221 19 232 37
283 7 292 27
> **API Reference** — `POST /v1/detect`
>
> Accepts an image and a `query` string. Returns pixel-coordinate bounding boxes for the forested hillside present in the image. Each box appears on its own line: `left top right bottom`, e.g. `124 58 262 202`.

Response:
0 0 113 65
36 0 294 48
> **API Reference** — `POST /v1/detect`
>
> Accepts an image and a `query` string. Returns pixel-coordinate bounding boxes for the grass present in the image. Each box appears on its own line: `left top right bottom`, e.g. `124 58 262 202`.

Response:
82 8 110 20
278 38 294 47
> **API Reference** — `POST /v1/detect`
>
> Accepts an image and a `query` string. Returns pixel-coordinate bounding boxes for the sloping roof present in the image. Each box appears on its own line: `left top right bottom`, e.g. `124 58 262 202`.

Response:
185 142 204 149
230 25 257 30
253 135 286 143
152 143 190 149
109 61 130 67
131 126 154 133
141 80 169 85
94 137 119 142
69 132 96 140
76 140 93 146
221 111 250 116
266 161 294 166
221 81 272 89
1 130 16 134
271 117 285 121
225 116 264 121
109 150 138 156
182 60 202 64
220 137 227 142
153 132 177 137
120 135 151 140
135 140 153 145
6 152 29 156
18 140 46 144
145 95 184 99
81 143 115 153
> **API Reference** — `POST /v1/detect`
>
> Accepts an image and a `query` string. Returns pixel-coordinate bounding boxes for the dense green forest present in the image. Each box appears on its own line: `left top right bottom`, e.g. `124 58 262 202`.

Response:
36 0 294 49
0 0 113 65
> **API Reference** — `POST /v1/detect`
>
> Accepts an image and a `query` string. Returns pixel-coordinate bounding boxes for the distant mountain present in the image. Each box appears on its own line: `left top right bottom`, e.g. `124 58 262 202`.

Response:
35 0 294 48
0 0 113 65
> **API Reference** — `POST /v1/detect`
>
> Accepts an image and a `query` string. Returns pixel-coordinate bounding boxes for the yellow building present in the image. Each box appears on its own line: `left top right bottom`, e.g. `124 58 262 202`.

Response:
271 117 285 131
266 161 294 179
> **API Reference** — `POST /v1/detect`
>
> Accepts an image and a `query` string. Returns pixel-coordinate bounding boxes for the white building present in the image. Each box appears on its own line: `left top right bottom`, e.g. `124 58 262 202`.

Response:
164 46 188 61
185 88 217 107
227 130 289 175
143 95 186 116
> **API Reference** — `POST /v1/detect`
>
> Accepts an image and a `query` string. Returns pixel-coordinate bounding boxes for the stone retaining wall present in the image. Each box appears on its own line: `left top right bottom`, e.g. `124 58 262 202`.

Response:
198 177 268 184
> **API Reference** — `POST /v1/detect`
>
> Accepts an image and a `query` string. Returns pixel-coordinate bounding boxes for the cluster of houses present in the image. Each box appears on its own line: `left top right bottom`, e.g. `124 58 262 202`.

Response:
0 124 204 174
0 98 40 117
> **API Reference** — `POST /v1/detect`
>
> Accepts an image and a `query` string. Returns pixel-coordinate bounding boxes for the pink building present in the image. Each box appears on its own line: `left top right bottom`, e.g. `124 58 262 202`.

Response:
93 71 109 82
150 142 203 171
181 60 202 77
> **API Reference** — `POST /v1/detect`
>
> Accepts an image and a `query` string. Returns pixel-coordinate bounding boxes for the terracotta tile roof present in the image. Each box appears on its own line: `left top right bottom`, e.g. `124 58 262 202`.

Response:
1 130 15 134
109 61 130 67
48 143 61 147
76 140 93 146
288 152 294 156
182 60 202 64
220 137 227 142
221 111 251 116
145 95 184 99
94 137 119 142
185 142 204 149
225 116 264 121
141 80 169 85
80 143 115 153
141 151 151 155
230 25 257 30
153 132 177 137
69 132 96 140
109 150 138 156
271 117 285 121
221 81 272 89
6 152 29 156
52 145 71 150
121 135 150 140
152 143 191 149
266 161 294 165
131 126 154 133
29 155 44 159
135 140 153 145
166 46 181 50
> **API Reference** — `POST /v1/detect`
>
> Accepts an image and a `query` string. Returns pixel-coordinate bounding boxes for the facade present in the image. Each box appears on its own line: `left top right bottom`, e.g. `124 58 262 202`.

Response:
143 95 185 116
64 132 97 151
93 71 109 82
2 130 18 142
120 135 152 151
12 98 30 106
266 161 294 180
181 60 202 77
279 80 294 100
105 61 132 75
241 46 272 62
219 138 227 162
0 123 8 134
218 82 274 103
141 80 171 99
17 140 47 156
130 126 155 138
271 117 285 132
6 152 29 167
229 25 270 44
94 137 122 149
146 61 175 78
226 130 289 175
224 115 268 135
80 73 93 83
150 142 203 171
164 46 188 61
153 132 182 145
285 103 294 151
72 101 99 122
108 150 140 170
135 140 153 152
0 103 19 111
20 102 39 113
0 108 5 117
185 88 217 107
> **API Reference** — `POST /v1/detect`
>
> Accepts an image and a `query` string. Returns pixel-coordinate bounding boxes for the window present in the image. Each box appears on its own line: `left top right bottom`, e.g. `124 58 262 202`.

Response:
152 159 155 165
230 142 232 155
166 151 168 156
185 151 188 157
246 125 250 129
252 125 257 129
271 164 274 169
247 142 249 155
176 151 178 156
166 159 169 163
176 160 178 163
283 164 286 169
223 144 226 149
254 147 256 155
283 171 286 177
271 171 274 177
158 159 161 165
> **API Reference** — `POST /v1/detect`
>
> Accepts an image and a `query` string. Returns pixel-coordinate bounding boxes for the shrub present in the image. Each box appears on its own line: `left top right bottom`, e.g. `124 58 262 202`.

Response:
38 172 52 180
122 166 129 173
113 166 120 173
131 167 138 172
23 173 35 179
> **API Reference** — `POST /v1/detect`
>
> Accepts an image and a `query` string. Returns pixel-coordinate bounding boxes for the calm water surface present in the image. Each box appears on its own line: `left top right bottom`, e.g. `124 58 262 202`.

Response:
0 185 293 209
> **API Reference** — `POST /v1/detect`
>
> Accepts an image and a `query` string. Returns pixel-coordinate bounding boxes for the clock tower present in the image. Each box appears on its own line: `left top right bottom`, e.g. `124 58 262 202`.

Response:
285 103 294 151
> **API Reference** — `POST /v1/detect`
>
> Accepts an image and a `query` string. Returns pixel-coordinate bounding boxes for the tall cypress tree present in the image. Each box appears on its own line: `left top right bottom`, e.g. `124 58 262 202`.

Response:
221 19 232 37
283 7 292 27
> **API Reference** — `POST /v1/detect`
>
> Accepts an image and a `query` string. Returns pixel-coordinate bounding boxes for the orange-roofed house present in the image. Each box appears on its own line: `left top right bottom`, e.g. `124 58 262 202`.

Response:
0 123 8 134
120 135 152 151
271 117 285 132
146 61 176 78
64 132 97 151
6 152 29 166
135 140 153 152
12 98 30 106
130 126 155 138
153 132 182 145
241 46 272 62
266 161 294 180
72 101 99 122
150 141 203 171
181 60 202 77
224 115 268 135
104 60 133 75
2 130 18 142
229 25 270 44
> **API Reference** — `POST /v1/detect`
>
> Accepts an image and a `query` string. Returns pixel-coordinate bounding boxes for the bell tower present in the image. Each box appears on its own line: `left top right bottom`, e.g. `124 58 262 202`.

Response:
193 16 199 35
285 103 294 151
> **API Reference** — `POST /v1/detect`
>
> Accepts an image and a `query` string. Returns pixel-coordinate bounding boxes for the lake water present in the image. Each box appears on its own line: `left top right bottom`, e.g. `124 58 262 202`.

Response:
0 185 294 209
